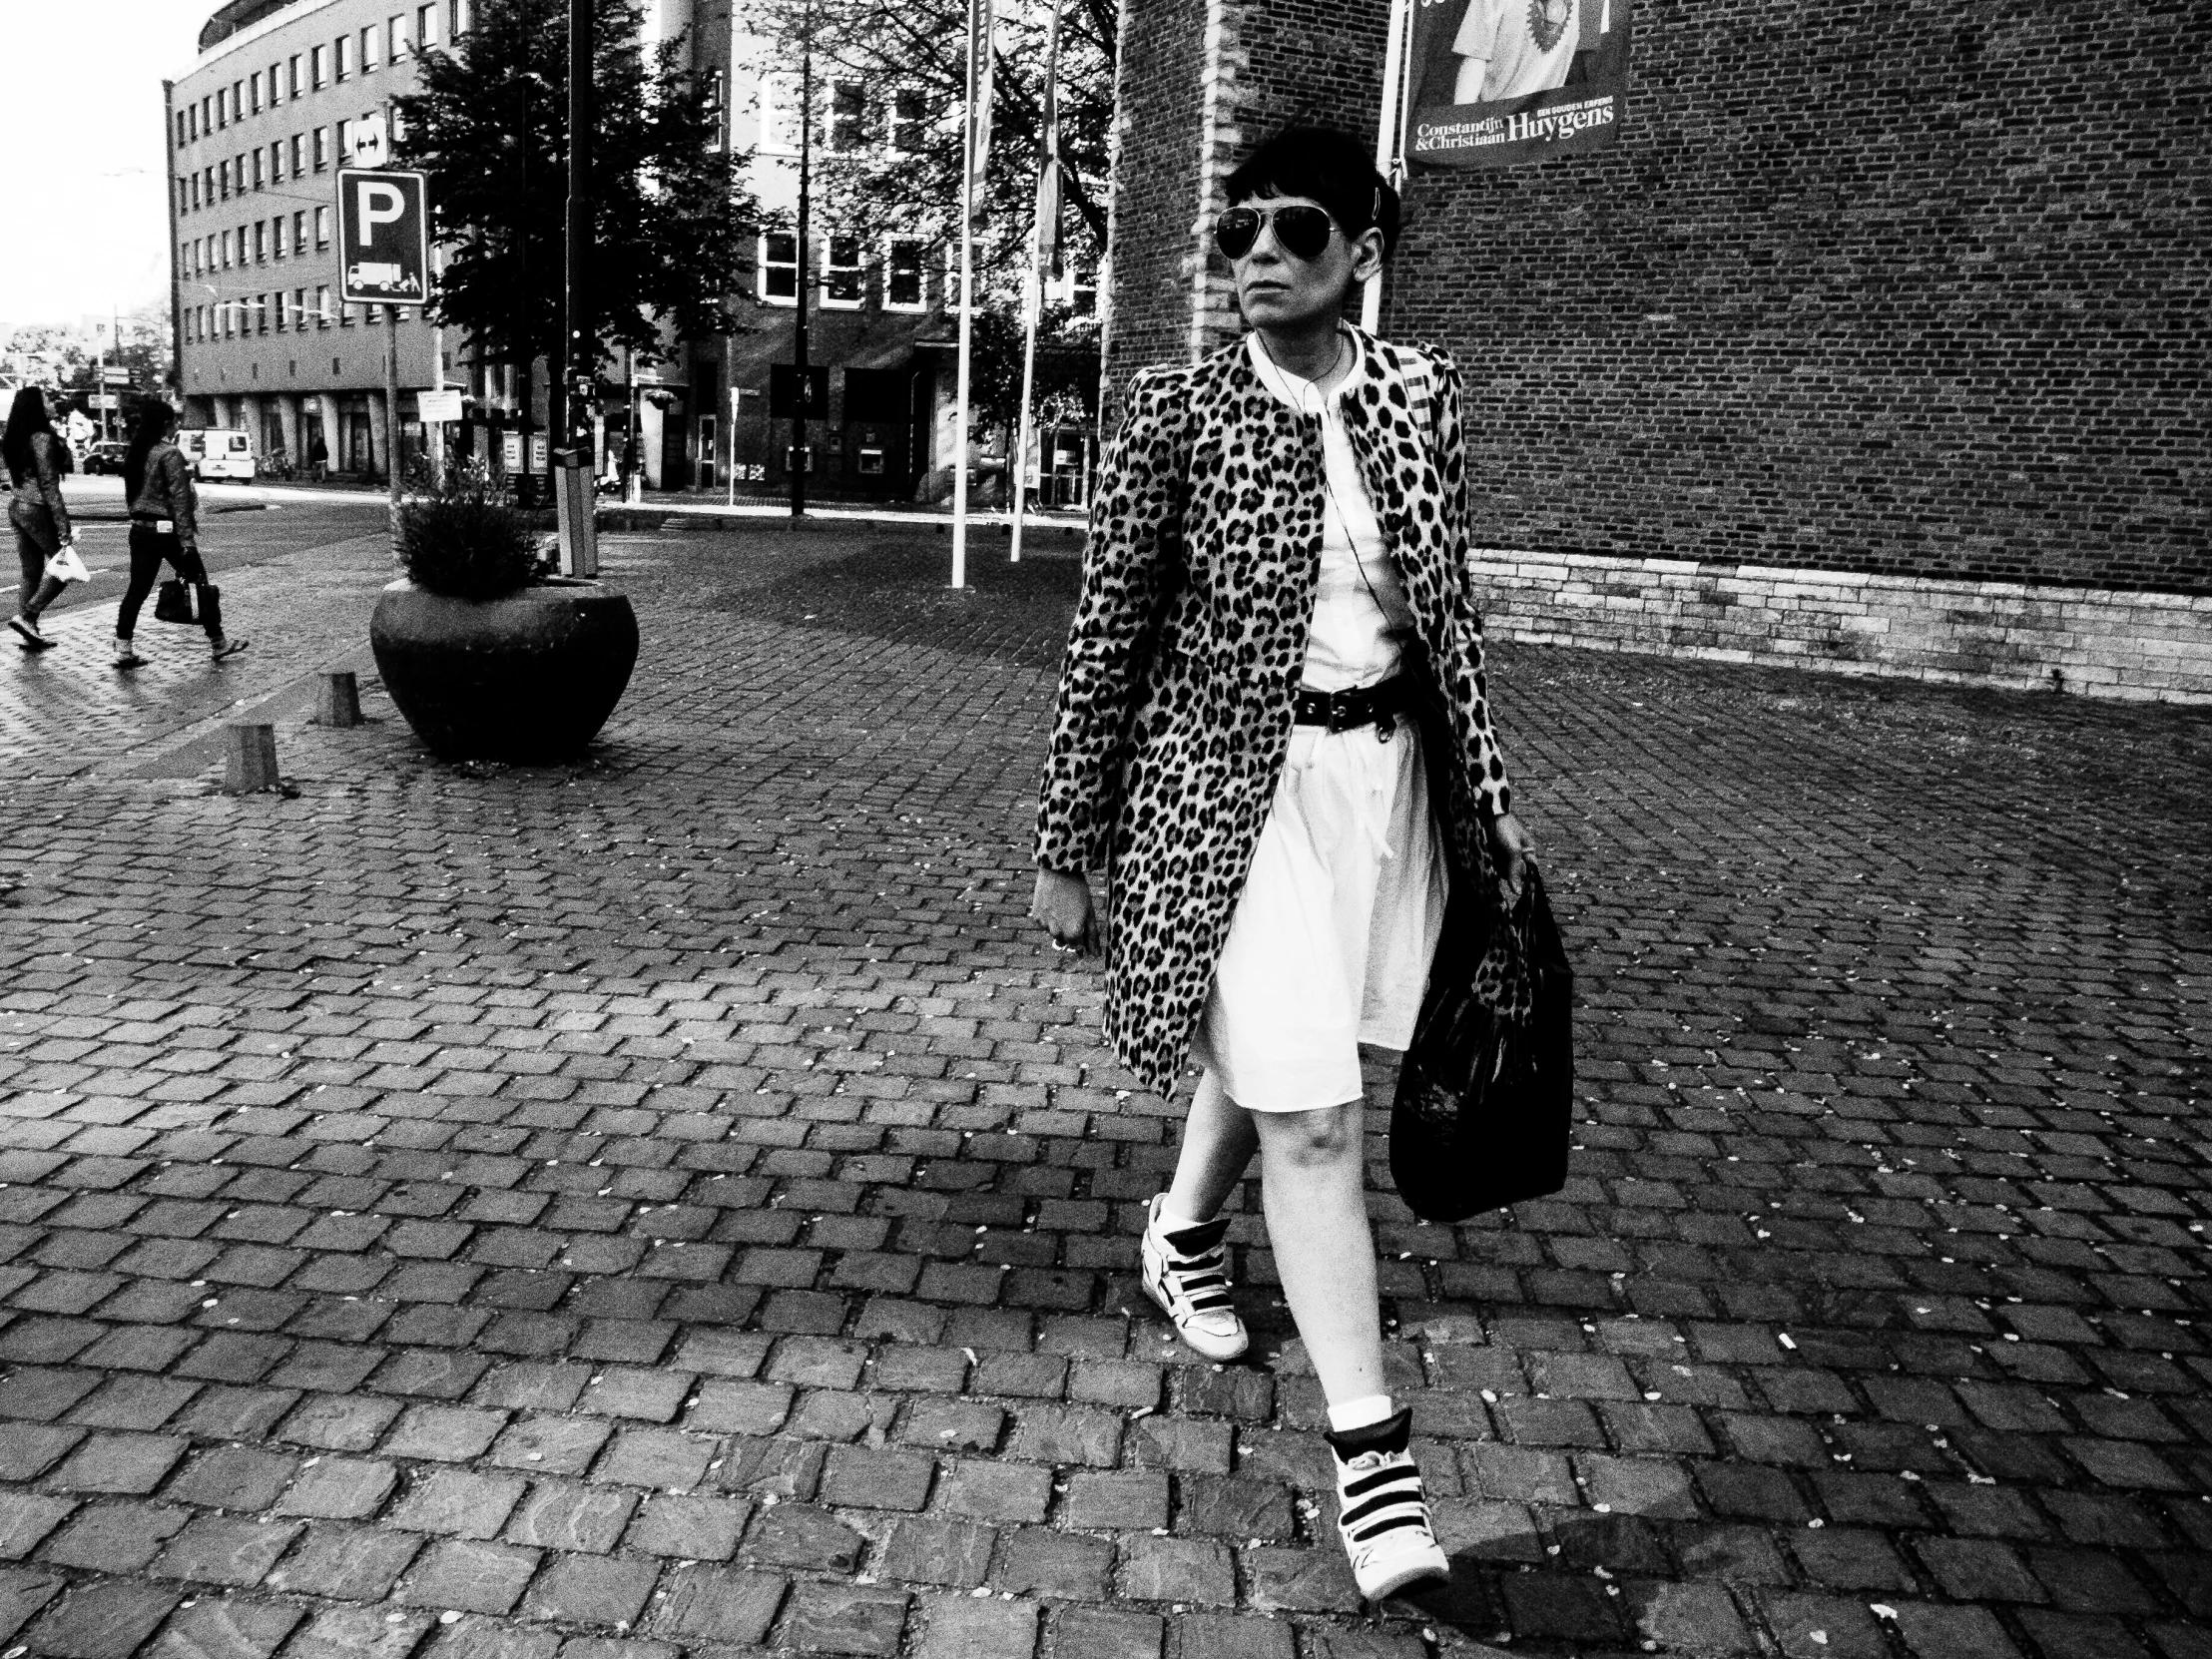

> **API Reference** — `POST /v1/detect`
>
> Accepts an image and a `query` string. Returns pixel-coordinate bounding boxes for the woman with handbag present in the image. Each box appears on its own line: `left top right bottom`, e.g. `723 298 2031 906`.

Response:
114 403 247 668
6 388 79 651
1030 127 1534 1602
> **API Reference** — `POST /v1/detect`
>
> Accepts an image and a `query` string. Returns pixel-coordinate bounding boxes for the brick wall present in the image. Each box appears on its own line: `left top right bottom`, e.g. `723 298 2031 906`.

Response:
1104 0 2212 599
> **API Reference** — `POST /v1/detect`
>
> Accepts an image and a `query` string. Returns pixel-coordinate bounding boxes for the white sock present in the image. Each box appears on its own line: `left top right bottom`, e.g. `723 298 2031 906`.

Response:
1328 1393 1396 1434
1155 1195 1211 1232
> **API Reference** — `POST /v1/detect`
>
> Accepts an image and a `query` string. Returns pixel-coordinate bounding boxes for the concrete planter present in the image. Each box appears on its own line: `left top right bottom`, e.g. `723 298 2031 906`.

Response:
369 577 640 763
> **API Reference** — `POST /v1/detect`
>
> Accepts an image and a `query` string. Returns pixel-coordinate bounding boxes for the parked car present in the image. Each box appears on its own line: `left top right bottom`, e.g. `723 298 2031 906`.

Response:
178 428 258 483
80 440 132 476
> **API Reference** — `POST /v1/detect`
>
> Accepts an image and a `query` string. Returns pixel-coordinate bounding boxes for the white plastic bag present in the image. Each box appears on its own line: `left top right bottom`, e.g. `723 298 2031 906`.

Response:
49 544 92 585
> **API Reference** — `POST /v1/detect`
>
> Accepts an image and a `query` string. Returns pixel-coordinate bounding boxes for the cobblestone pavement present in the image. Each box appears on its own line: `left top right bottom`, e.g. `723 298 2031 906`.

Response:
0 517 2206 1659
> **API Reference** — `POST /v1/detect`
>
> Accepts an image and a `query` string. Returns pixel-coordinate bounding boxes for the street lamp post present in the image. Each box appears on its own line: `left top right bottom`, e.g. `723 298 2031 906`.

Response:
791 0 814 520
562 0 594 470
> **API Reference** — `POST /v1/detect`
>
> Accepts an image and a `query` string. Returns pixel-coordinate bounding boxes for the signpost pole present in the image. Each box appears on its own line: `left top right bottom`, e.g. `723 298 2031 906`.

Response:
384 306 402 513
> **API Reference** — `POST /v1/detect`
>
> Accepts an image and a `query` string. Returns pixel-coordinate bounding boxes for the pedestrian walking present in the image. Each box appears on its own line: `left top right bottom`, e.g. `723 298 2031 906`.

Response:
114 403 247 668
1029 126 1535 1602
6 388 77 651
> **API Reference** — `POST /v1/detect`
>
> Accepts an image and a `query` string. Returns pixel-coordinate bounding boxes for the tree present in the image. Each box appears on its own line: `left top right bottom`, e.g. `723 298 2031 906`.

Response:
394 0 759 429
738 0 1114 428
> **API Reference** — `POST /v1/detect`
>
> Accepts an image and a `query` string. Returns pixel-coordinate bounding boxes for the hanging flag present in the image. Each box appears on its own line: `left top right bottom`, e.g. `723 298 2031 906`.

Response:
965 0 997 231
1033 0 1066 282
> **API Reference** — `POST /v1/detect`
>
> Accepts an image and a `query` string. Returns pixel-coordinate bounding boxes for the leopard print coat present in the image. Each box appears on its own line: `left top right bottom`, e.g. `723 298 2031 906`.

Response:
1035 325 1518 1099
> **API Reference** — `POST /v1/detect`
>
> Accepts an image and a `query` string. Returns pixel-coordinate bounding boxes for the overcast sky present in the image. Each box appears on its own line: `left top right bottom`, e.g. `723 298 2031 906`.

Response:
0 3 209 333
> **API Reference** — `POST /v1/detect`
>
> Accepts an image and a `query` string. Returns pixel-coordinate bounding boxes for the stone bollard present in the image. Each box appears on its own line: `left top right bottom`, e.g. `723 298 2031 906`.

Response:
316 670 362 728
223 723 279 795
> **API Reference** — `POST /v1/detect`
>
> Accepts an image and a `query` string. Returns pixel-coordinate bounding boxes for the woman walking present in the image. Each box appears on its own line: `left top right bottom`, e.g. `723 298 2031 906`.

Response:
6 388 77 650
115 404 246 668
1030 127 1533 1601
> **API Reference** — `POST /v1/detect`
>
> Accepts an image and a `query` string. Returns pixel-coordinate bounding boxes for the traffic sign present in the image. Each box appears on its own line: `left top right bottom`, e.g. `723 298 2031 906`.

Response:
335 168 430 306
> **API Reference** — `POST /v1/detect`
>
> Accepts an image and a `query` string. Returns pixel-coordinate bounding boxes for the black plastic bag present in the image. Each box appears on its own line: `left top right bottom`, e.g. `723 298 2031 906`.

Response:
1389 868 1574 1222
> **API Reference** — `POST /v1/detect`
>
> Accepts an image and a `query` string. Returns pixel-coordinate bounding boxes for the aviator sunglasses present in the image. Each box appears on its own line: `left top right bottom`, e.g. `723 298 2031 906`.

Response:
1214 203 1338 263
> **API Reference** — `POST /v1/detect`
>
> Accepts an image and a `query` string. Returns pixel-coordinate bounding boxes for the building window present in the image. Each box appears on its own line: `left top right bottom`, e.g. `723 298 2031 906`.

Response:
313 128 329 171
884 240 926 311
234 80 245 119
888 91 925 154
219 160 232 199
260 293 272 335
201 95 213 132
270 60 282 107
293 287 308 329
757 73 800 156
252 149 265 190
254 222 267 264
361 27 378 71
830 83 863 154
315 284 330 327
335 35 351 80
291 134 304 175
270 141 284 184
420 4 439 46
215 88 227 129
823 236 862 307
251 71 263 112
315 206 331 248
336 119 352 161
759 233 798 304
389 14 406 62
188 174 201 212
176 112 188 150
703 69 727 151
274 216 286 261
311 45 327 87
294 210 307 251
274 289 285 332
289 55 302 98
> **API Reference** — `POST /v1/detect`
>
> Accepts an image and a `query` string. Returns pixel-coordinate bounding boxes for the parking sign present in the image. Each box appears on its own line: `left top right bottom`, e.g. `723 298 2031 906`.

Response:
335 169 429 305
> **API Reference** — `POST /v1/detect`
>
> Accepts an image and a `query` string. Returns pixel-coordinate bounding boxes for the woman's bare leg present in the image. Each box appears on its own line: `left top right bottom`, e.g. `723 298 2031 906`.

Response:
1253 1099 1386 1405
1163 1067 1259 1222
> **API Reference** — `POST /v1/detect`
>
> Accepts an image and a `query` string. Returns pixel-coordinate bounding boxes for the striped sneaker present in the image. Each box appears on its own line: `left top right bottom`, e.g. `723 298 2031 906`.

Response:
1139 1195 1249 1361
1327 1406 1449 1600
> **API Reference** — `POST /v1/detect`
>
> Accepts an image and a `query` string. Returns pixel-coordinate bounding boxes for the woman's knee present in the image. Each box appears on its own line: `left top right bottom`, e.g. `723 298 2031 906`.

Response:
1256 1102 1363 1171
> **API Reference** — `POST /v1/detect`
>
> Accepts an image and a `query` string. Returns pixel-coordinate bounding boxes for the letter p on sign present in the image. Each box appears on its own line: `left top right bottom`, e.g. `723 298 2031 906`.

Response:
334 168 429 305
357 182 407 244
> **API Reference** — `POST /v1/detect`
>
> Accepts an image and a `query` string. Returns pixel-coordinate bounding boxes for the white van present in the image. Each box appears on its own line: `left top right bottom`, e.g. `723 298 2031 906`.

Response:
179 428 258 483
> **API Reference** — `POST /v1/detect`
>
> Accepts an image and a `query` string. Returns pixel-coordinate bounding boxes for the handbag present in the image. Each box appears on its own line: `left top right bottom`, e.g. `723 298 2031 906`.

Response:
1389 866 1575 1222
155 578 201 625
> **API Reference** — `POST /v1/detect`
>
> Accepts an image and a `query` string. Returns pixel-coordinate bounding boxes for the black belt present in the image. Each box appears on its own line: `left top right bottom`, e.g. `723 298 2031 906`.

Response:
1294 676 1414 734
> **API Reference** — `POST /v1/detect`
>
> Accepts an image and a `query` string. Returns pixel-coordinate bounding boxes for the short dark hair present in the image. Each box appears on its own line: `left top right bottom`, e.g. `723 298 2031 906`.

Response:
1225 127 1399 260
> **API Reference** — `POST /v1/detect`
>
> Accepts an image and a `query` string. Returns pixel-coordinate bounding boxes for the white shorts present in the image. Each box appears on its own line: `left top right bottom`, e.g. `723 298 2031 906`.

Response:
1193 716 1448 1113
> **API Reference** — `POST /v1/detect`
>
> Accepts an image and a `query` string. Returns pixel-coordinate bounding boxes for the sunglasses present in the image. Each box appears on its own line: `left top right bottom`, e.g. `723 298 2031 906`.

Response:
1214 204 1337 263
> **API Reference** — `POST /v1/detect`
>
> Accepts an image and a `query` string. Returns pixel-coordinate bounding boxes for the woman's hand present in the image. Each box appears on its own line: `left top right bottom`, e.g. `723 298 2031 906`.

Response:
1030 867 1099 955
1488 812 1536 906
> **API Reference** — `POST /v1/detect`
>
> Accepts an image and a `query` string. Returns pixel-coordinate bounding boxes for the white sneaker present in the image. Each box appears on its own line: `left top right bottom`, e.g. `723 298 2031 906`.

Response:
1328 1407 1449 1600
1139 1194 1248 1361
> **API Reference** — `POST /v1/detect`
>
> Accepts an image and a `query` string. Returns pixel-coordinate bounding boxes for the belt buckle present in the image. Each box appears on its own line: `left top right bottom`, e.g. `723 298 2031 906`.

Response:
1327 689 1358 734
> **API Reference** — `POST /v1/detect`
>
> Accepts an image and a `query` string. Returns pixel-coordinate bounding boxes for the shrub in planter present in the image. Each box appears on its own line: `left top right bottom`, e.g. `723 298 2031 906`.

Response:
370 462 639 763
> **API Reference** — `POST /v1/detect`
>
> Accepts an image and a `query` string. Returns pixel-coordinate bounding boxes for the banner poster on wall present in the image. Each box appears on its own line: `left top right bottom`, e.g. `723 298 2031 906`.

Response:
1406 0 1631 169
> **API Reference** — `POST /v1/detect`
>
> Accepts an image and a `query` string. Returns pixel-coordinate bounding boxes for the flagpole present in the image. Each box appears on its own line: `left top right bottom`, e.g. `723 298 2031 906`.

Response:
1362 0 1413 334
1009 0 1064 565
951 0 983 590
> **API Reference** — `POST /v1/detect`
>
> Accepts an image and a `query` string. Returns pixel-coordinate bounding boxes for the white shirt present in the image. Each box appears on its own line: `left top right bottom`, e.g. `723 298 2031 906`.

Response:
1451 0 1580 104
1246 332 1412 693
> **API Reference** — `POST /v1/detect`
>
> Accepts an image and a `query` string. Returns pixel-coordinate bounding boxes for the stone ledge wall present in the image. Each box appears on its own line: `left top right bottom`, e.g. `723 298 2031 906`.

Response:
1473 552 2212 703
